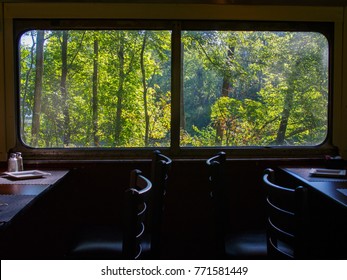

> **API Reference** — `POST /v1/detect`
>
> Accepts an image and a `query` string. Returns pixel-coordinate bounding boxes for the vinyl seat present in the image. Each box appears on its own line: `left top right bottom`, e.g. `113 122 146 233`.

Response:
206 152 267 259
68 169 152 260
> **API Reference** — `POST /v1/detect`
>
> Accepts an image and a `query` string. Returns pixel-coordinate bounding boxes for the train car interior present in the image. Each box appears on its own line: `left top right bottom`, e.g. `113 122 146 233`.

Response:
0 0 347 260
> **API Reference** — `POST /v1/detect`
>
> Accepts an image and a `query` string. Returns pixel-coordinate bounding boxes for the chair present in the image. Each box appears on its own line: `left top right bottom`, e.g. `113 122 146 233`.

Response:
206 152 267 259
148 150 172 258
263 168 308 259
68 169 152 259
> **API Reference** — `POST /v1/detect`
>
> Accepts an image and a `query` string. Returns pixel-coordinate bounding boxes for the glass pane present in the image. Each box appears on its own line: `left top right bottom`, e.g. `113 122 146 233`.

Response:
181 31 329 147
19 30 171 148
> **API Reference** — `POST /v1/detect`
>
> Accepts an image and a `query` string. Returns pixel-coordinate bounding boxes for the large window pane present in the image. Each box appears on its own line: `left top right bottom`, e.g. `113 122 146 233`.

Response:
19 30 171 148
181 31 329 147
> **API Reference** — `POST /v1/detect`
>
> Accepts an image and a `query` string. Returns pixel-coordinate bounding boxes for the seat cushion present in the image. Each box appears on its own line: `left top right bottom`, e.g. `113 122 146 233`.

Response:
69 225 123 260
69 225 153 259
225 230 267 259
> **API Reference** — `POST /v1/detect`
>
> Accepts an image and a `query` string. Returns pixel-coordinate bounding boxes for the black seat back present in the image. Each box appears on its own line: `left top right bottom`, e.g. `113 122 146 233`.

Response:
206 151 228 257
149 150 172 258
123 169 152 259
263 168 308 259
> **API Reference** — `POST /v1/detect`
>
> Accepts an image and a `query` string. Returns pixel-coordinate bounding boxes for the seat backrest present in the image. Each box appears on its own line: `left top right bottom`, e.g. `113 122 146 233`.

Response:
263 168 308 259
206 151 228 257
149 150 172 258
122 169 152 259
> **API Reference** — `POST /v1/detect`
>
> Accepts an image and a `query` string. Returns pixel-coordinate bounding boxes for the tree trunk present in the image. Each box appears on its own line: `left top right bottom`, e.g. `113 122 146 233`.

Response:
275 90 294 145
92 36 99 147
23 32 36 144
180 42 186 130
61 31 70 147
114 32 125 146
31 30 45 147
216 47 234 145
275 58 299 145
140 31 150 146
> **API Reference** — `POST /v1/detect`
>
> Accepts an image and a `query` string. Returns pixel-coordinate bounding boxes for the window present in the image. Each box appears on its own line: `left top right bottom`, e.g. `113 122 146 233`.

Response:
16 20 332 152
19 28 172 148
181 29 329 147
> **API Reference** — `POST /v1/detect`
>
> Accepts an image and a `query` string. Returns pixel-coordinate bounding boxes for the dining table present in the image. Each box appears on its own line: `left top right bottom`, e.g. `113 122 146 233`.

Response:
280 167 347 208
279 166 347 259
0 169 70 259
0 170 70 227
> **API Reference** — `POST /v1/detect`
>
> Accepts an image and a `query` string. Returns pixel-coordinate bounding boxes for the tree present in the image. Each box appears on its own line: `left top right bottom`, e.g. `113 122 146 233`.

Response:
20 31 36 144
92 34 100 146
60 31 70 146
140 31 150 146
31 30 45 147
19 28 328 148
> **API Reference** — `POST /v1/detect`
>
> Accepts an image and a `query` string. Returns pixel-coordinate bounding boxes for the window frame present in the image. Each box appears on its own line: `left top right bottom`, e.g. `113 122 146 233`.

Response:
13 19 336 160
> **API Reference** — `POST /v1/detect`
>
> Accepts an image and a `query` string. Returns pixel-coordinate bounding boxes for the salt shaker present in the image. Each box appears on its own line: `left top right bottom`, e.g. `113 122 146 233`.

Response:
8 153 18 172
16 152 24 171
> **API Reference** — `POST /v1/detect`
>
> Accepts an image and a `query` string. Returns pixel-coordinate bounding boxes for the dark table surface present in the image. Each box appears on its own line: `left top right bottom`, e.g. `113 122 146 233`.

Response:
0 170 69 226
281 167 347 208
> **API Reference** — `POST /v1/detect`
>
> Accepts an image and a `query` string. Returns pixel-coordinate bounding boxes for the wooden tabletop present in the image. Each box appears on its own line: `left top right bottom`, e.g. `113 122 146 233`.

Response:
0 170 69 226
281 167 347 208
0 184 51 195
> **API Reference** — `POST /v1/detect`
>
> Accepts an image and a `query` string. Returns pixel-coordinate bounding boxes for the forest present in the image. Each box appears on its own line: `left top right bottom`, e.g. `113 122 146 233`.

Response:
19 28 329 148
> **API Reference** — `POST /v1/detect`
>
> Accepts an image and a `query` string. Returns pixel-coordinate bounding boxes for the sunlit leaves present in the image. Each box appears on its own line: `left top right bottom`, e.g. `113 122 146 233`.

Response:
19 28 328 148
181 30 328 147
20 30 171 148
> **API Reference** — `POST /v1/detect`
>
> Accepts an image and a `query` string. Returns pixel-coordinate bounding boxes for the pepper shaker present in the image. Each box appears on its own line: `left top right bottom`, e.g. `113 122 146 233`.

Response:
16 152 24 171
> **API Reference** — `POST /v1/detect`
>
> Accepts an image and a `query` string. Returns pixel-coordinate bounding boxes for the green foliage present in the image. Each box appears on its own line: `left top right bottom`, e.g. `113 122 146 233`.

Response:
181 30 328 147
19 28 328 148
20 30 171 148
